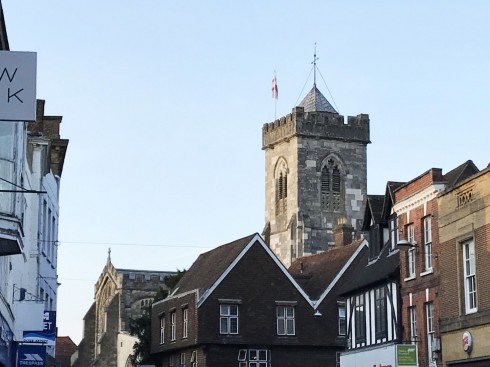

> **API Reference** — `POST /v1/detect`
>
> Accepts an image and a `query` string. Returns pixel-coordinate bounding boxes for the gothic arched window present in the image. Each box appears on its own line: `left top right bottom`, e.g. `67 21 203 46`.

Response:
321 159 343 212
275 159 288 216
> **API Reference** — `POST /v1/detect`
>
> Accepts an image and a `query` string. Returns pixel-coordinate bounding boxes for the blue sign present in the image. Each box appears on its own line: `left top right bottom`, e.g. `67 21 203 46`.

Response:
22 311 56 345
17 344 45 367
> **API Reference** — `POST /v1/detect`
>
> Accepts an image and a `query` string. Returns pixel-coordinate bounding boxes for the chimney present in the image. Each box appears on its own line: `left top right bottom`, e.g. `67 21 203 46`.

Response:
334 217 354 247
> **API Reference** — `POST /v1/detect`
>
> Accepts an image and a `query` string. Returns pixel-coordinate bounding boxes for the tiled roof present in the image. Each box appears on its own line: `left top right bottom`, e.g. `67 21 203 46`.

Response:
443 160 479 188
171 234 256 296
289 240 365 300
298 85 337 113
56 336 77 367
339 243 399 296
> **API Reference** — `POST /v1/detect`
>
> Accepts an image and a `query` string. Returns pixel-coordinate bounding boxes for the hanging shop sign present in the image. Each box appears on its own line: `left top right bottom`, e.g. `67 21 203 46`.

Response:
22 311 56 346
462 330 473 354
0 51 36 121
16 344 45 367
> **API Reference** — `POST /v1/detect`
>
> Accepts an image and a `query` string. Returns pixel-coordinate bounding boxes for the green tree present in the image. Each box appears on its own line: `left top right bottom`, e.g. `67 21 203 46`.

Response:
128 270 186 366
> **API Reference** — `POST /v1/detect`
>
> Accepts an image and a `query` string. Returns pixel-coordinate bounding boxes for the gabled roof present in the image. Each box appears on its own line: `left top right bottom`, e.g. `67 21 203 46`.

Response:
289 239 367 306
339 241 399 296
361 195 385 231
298 85 337 113
166 233 313 308
381 181 405 219
0 1 9 51
443 160 479 188
170 234 255 297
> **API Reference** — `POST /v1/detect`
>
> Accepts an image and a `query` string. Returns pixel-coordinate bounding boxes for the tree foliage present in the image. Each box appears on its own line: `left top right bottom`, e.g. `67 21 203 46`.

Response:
128 270 186 366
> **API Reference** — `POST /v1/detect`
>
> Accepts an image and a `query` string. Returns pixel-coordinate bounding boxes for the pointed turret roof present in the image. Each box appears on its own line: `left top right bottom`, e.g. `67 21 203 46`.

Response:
298 84 337 113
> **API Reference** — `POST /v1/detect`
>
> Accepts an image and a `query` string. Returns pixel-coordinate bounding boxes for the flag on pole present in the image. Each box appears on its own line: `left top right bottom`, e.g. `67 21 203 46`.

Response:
272 74 278 99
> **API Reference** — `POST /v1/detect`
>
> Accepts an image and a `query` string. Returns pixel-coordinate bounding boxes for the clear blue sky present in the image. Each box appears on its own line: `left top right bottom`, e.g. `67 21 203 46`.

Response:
3 1 489 343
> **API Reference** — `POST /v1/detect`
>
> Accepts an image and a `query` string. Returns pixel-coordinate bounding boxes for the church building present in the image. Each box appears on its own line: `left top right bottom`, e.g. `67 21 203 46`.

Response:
262 83 370 266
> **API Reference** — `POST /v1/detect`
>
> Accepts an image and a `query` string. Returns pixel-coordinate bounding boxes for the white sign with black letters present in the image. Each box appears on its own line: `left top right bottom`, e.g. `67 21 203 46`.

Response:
0 51 36 121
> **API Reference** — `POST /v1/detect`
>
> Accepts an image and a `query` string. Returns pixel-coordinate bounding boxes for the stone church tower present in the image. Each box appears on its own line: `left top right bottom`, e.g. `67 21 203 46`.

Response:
262 84 370 266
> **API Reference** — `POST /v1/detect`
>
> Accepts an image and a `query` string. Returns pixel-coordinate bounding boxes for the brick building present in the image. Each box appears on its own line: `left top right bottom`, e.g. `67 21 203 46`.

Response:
437 164 490 366
394 162 478 367
71 253 174 367
150 233 366 367
262 84 370 267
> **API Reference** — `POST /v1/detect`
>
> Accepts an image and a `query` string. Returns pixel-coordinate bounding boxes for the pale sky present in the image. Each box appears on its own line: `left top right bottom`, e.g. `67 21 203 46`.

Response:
3 1 489 344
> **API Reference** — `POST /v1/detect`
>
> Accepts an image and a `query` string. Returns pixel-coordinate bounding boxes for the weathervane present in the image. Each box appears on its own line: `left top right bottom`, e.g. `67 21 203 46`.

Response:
312 42 319 86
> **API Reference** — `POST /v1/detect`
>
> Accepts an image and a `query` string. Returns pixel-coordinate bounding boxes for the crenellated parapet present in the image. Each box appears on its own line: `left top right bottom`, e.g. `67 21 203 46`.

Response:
262 106 370 149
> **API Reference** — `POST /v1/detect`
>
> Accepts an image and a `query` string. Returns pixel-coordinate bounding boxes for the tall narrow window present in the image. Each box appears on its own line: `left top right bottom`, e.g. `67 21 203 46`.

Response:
321 159 343 212
171 311 176 341
220 304 239 334
426 302 436 366
375 287 387 338
354 295 365 343
390 216 398 250
160 316 165 344
190 351 197 367
463 240 477 313
275 160 288 216
338 304 346 336
0 122 17 215
406 224 415 278
182 308 188 339
409 307 417 343
423 216 433 271
276 306 295 335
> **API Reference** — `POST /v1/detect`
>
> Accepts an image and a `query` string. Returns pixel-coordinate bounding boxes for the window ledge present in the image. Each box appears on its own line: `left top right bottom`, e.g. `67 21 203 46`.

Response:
404 275 416 282
420 269 433 277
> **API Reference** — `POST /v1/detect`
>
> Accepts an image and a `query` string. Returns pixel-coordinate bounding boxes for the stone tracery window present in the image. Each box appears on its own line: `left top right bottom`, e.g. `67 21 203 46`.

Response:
321 158 343 212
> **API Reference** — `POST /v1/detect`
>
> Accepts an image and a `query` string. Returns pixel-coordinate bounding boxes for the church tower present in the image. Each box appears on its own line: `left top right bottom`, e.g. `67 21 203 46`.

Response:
262 84 370 266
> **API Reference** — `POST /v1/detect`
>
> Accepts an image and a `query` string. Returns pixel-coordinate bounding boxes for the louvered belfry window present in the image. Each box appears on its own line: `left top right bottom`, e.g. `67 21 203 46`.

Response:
275 163 288 216
321 159 342 212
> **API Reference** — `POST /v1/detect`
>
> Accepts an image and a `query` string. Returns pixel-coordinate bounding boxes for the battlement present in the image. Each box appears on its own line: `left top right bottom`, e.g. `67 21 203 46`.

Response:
262 107 370 149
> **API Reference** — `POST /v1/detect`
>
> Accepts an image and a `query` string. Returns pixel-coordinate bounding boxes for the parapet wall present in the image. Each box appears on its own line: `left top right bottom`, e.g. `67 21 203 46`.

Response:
262 107 370 149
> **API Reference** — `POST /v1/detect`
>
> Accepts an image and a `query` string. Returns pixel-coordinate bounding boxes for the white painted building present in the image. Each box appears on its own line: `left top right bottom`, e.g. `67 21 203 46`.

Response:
0 102 68 367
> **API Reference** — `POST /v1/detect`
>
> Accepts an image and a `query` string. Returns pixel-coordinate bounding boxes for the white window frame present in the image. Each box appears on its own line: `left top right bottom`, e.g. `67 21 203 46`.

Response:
276 305 295 335
160 315 165 344
220 304 238 334
390 216 398 250
182 308 188 339
171 311 176 341
409 306 417 343
190 351 197 367
338 304 346 336
406 224 415 278
426 302 436 366
463 240 477 313
180 352 185 366
248 349 270 367
423 216 433 271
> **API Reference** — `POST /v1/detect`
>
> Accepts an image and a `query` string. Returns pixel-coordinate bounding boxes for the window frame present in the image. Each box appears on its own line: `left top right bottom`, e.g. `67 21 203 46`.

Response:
406 224 415 278
171 311 176 341
182 307 188 339
338 303 346 336
159 315 165 344
374 287 387 339
423 216 433 271
190 351 197 367
463 240 477 314
276 305 295 336
354 294 366 343
426 302 436 366
219 304 239 335
409 306 417 343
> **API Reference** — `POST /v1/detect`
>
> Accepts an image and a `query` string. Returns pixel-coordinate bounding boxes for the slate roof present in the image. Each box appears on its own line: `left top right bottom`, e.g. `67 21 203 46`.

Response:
361 195 385 231
289 240 365 300
381 181 405 219
443 160 479 188
298 85 337 113
339 242 399 296
171 234 256 296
